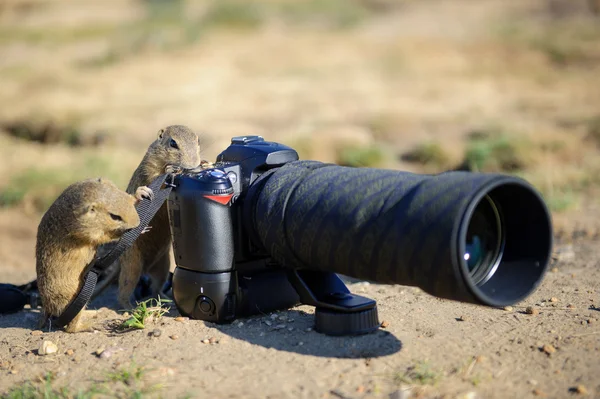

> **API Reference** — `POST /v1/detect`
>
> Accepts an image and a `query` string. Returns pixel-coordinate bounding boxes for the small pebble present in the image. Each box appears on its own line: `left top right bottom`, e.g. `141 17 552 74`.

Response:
208 337 218 344
305 327 313 332
236 322 244 328
270 314 278 320
551 267 558 273
288 327 294 332
298 341 304 346
273 324 286 330
458 315 468 321
587 318 596 324
95 347 105 356
533 388 547 397
122 312 129 318
476 355 486 363
264 320 272 326
542 344 556 355
575 385 588 395
567 304 576 309
504 306 513 312
65 349 74 356
98 347 123 359
550 297 559 303
526 307 539 315
201 339 210 344
10 369 19 375
356 386 365 393
169 335 179 340
381 320 390 328
463 392 477 399
38 341 58 356
151 329 162 337
175 316 188 322
278 315 288 322
31 330 43 336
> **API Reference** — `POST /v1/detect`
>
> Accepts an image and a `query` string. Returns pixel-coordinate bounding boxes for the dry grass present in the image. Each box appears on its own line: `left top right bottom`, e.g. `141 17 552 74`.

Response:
0 0 599 226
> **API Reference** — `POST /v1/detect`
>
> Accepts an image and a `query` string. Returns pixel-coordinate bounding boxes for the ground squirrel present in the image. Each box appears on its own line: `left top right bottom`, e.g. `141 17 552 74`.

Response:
118 125 201 308
36 177 152 333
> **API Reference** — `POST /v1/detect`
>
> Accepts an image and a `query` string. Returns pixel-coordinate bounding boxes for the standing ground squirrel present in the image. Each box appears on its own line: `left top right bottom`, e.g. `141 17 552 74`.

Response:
36 177 152 333
118 125 201 308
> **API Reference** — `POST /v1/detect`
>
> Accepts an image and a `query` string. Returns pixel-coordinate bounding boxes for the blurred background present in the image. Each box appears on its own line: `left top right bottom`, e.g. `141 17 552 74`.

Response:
1 0 599 282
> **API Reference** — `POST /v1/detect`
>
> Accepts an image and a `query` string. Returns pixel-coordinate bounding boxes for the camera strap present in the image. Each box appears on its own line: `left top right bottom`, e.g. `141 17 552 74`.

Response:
34 173 173 328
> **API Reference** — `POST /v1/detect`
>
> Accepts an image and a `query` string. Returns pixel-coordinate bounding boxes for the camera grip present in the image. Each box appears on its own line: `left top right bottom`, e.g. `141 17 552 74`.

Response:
168 170 235 273
169 169 237 322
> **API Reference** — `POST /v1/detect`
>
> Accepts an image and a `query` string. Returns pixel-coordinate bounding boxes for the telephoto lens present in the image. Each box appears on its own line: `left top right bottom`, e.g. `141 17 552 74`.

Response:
245 160 553 308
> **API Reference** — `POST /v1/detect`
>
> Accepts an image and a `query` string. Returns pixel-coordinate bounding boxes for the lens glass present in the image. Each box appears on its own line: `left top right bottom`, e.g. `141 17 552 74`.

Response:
464 195 503 285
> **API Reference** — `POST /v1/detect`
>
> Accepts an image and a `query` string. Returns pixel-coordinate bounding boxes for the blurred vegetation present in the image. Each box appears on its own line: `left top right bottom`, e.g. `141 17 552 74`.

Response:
460 130 531 173
393 361 441 387
401 142 450 170
496 6 600 68
0 155 130 213
0 0 599 225
37 0 378 67
585 114 600 147
336 144 386 168
1 118 106 147
397 124 600 213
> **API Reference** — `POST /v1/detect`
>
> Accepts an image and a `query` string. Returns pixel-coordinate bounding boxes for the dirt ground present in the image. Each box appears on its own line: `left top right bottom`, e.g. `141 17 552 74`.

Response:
1 0 600 398
0 209 599 399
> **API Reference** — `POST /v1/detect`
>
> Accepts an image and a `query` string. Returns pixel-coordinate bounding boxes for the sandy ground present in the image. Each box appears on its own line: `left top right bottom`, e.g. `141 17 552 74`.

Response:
0 207 598 399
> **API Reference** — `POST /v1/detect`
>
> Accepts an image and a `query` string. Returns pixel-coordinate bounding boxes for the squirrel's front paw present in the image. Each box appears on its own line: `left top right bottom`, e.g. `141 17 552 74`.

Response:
134 186 154 201
200 160 214 169
165 165 182 175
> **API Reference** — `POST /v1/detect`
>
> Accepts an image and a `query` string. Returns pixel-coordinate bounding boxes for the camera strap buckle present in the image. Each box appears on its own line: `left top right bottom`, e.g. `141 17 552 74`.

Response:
165 173 177 188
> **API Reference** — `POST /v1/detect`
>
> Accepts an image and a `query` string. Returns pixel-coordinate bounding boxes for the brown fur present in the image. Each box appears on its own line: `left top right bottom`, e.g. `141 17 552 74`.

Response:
118 125 201 308
36 178 150 333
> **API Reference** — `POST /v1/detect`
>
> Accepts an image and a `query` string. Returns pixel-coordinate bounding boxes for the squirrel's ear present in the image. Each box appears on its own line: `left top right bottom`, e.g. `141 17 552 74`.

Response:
157 128 165 140
75 202 97 217
85 203 97 214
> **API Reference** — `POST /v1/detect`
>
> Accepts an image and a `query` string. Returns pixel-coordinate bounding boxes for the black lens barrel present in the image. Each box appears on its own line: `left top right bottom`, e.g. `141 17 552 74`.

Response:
246 160 552 307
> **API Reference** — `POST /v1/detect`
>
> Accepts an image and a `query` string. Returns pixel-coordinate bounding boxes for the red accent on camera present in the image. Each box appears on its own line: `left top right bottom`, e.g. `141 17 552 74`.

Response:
204 194 233 205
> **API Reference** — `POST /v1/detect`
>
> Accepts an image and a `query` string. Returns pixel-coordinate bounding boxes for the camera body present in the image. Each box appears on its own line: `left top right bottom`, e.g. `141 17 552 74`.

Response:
168 136 379 335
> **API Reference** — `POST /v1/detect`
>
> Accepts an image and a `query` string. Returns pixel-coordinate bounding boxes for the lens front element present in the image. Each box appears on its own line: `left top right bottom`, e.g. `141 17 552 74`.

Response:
464 195 504 286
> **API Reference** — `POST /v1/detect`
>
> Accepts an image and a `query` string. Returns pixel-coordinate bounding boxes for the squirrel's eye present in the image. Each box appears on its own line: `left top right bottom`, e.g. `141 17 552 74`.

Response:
109 213 123 221
169 139 179 149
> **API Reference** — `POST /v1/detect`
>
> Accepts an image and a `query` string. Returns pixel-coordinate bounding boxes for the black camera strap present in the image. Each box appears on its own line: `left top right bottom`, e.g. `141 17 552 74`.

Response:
47 173 175 328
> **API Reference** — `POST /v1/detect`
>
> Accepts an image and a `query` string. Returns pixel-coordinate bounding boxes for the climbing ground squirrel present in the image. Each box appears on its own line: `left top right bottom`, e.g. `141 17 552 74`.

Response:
118 125 201 308
36 177 152 333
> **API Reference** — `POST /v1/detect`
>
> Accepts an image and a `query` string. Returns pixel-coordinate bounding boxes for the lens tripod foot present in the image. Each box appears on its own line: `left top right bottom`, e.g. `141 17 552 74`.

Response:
314 305 380 336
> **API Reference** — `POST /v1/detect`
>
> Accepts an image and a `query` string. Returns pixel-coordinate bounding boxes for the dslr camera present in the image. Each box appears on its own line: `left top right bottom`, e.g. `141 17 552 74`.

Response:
167 136 553 336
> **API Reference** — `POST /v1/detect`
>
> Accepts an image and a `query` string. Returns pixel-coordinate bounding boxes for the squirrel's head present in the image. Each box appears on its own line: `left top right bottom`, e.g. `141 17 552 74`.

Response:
70 178 141 245
154 125 201 172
